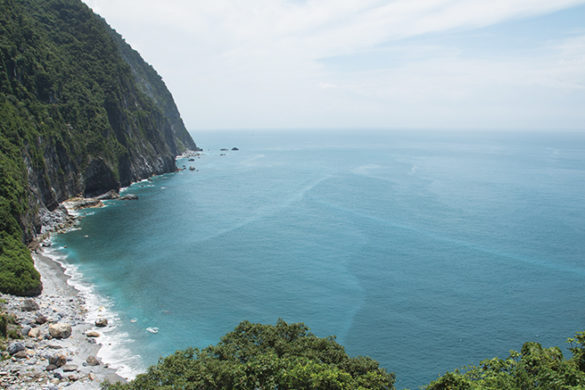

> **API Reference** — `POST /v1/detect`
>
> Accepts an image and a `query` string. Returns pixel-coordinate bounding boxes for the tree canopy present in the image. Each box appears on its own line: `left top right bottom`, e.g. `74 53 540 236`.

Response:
104 323 585 390
426 332 585 390
104 319 395 390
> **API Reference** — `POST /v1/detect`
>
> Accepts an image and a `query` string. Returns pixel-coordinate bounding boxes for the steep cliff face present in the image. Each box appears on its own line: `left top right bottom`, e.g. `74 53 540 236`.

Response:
108 28 196 155
0 0 199 295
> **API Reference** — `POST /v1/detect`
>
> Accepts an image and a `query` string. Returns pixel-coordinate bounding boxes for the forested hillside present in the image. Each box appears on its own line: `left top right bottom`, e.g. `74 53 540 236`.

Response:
0 0 198 296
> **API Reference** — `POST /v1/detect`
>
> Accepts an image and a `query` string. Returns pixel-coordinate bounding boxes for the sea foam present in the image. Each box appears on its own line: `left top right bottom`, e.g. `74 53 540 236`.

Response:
44 245 145 380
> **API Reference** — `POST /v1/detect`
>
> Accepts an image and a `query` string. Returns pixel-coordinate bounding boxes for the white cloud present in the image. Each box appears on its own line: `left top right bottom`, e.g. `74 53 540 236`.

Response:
82 0 585 130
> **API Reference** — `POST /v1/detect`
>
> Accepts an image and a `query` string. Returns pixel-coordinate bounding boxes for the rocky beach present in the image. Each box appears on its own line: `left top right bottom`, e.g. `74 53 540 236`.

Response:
0 201 127 389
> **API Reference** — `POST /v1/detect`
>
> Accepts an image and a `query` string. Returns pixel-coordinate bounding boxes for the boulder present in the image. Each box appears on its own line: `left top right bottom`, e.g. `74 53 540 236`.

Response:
86 355 100 366
28 327 42 339
95 318 108 327
7 342 25 356
48 354 67 367
48 323 72 339
86 331 100 338
96 190 120 200
13 350 28 359
21 299 39 312
20 326 31 337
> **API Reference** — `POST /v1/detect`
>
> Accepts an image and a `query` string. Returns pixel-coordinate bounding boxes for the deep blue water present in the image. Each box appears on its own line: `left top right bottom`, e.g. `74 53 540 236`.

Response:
51 130 585 388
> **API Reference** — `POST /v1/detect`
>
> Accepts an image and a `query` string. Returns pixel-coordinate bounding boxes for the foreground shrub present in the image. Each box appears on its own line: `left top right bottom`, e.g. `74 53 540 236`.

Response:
426 331 585 389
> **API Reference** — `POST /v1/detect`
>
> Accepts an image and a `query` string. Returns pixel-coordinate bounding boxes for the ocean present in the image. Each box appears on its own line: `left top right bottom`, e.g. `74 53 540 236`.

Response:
48 129 585 389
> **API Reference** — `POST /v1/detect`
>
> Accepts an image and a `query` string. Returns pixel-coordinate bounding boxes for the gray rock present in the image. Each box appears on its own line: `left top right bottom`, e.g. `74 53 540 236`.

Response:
120 194 138 200
21 299 39 312
7 342 25 356
96 189 120 200
35 313 48 324
62 364 78 372
49 354 66 367
12 350 28 359
86 355 100 366
48 323 72 339
20 326 31 337
46 364 58 372
70 198 103 210
28 327 42 339
95 318 108 327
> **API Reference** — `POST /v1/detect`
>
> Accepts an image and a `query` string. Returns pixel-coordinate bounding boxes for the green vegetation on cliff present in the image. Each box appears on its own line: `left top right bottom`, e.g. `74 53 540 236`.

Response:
0 0 198 295
105 320 395 390
0 102 41 296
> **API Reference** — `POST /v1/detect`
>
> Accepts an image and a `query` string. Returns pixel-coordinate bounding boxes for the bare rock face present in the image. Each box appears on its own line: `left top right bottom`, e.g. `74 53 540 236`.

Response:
48 323 72 339
83 158 120 198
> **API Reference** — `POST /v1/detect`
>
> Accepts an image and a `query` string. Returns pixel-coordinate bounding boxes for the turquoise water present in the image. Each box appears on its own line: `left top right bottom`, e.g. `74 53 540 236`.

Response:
52 130 585 388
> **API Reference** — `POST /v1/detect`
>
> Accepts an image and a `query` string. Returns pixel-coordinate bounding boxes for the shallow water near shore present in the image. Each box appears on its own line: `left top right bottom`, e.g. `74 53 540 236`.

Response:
51 129 585 388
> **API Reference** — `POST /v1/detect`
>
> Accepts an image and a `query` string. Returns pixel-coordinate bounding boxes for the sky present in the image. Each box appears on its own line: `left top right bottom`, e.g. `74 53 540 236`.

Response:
82 0 585 131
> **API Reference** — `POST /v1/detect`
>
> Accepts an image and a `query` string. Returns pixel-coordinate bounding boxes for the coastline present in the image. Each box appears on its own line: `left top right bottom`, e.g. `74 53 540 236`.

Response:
0 247 126 389
1 157 197 388
0 201 130 389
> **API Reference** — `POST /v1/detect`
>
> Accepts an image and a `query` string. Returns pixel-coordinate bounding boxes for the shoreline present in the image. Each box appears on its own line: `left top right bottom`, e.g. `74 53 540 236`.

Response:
1 157 198 388
1 205 129 389
0 248 127 389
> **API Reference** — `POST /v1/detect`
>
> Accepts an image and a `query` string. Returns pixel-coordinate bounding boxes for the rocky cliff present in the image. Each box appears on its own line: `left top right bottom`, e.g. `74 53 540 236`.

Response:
0 0 199 295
